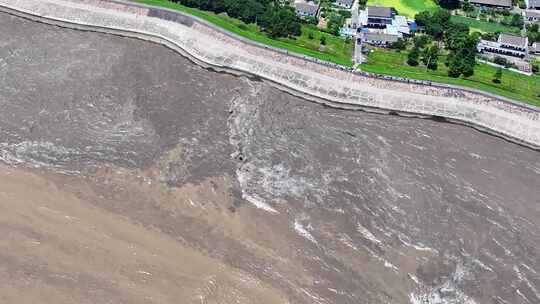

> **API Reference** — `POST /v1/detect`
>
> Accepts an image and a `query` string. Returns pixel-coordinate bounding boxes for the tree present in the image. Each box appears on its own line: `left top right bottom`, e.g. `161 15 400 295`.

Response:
492 68 502 83
447 54 462 78
174 0 302 38
415 9 451 41
432 10 452 28
445 36 477 78
260 6 301 38
461 57 475 77
407 47 420 66
390 38 407 51
527 23 540 43
337 10 352 18
443 27 478 78
414 11 431 26
444 22 470 49
437 0 460 10
481 31 498 41
304 16 318 25
422 45 440 70
326 13 344 36
461 35 478 77
510 13 524 28
224 0 264 23
494 56 508 66
462 0 474 12
413 35 432 48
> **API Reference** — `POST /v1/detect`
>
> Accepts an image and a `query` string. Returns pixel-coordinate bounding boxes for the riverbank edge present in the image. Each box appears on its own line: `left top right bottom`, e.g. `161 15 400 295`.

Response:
1 0 539 151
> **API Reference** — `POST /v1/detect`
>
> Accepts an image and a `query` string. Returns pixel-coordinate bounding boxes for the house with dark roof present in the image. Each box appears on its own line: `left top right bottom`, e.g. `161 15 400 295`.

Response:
294 1 320 18
499 34 529 51
477 34 529 58
358 6 410 34
334 0 354 9
355 6 410 46
359 32 400 46
523 10 540 22
366 6 396 28
469 0 512 9
525 0 540 9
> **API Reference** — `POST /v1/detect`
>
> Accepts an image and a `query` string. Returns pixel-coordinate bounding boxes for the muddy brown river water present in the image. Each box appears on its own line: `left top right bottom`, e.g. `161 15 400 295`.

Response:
1 12 540 304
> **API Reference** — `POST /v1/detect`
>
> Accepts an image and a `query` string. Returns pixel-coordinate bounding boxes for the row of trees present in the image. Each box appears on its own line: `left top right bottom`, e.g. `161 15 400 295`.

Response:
527 23 540 44
429 2 509 83
170 0 301 38
396 35 440 70
325 10 351 36
415 10 479 78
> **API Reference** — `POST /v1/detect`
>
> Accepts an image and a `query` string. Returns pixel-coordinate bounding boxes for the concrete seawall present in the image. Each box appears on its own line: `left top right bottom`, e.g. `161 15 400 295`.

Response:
1 0 539 149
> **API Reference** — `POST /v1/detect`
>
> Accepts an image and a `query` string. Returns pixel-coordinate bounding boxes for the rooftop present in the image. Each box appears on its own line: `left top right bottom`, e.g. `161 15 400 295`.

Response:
469 0 512 7
386 15 410 35
498 33 528 48
362 32 400 43
524 10 540 17
295 1 319 15
367 6 395 18
527 0 540 7
335 0 354 7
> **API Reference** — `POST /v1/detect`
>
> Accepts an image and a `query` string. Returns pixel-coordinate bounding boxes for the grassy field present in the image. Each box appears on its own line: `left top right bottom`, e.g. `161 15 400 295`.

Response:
451 15 520 33
362 48 540 106
366 0 438 18
132 0 354 66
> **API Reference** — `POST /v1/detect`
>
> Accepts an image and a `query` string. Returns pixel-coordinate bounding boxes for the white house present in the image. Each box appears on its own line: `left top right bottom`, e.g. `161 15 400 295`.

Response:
477 34 529 58
523 10 540 22
334 0 354 9
294 1 319 18
525 0 540 9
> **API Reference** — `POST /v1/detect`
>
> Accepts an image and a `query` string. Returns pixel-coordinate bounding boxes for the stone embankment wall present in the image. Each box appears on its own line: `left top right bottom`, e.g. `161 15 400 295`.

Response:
1 0 539 149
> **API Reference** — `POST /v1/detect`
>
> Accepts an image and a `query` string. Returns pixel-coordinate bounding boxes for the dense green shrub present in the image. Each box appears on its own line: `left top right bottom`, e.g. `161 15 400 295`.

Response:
170 0 301 38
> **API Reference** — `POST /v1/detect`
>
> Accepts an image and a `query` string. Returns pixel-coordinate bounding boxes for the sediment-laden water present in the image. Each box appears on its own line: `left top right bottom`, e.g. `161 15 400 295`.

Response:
1 12 540 304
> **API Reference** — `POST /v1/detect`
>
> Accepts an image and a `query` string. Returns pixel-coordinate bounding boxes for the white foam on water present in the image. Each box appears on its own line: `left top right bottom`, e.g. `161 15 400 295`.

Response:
357 223 382 245
294 220 317 244
244 194 278 213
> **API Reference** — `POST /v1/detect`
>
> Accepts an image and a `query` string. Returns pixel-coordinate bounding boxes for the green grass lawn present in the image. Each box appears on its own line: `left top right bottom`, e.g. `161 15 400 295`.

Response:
281 26 353 63
450 15 520 33
132 0 353 66
362 48 540 106
366 0 438 18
